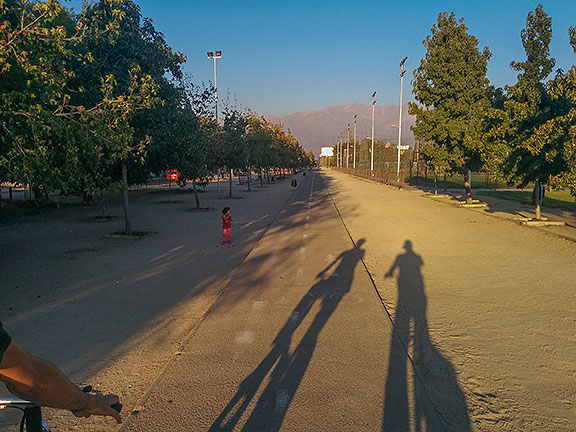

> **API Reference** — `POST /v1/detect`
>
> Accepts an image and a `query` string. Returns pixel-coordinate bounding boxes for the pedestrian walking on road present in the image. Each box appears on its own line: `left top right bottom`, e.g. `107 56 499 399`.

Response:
222 207 232 244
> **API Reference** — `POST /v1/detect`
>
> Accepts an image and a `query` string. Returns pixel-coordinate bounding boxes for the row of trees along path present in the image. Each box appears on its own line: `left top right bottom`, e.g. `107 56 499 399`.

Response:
410 7 576 219
0 0 313 234
333 6 575 220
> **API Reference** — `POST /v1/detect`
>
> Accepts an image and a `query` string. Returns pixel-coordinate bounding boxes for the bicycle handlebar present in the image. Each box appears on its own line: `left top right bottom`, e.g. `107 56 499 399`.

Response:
0 396 37 409
0 387 122 413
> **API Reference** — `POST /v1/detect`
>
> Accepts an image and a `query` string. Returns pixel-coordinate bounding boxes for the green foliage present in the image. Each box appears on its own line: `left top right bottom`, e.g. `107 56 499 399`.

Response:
489 5 560 189
1 0 80 196
0 0 129 199
0 0 310 210
527 25 576 197
409 11 492 179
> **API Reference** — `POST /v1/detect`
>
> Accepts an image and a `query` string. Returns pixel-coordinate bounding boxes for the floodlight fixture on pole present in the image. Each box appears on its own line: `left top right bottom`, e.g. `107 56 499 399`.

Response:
371 91 376 171
207 50 222 124
397 57 407 187
353 114 357 169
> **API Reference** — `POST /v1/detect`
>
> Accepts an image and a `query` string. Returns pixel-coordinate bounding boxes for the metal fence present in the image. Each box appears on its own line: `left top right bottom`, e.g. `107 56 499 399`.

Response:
334 167 405 188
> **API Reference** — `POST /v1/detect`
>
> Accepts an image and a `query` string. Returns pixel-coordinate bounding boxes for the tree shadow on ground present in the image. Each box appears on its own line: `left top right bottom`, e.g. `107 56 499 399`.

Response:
209 240 366 432
382 240 471 431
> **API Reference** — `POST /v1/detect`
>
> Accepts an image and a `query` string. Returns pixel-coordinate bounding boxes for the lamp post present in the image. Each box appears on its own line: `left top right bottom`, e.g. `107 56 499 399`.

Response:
340 132 344 167
397 57 407 186
207 50 222 191
346 124 350 168
353 114 357 169
206 50 222 123
371 92 376 171
337 135 341 167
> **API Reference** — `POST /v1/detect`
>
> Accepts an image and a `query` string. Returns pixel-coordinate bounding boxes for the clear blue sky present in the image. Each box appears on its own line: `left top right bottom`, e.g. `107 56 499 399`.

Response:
69 0 576 117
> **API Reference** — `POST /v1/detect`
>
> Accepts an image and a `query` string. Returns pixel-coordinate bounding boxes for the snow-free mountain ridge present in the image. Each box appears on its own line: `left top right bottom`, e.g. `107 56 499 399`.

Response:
264 103 415 158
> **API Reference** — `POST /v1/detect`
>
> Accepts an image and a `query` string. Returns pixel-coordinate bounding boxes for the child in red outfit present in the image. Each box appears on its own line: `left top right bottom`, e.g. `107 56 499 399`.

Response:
222 207 232 244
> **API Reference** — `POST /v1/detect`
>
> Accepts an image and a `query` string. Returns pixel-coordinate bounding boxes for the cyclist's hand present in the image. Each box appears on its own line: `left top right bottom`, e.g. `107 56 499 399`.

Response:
72 393 122 423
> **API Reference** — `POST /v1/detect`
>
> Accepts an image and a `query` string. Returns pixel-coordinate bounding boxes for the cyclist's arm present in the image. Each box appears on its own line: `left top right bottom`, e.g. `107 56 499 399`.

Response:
0 340 121 423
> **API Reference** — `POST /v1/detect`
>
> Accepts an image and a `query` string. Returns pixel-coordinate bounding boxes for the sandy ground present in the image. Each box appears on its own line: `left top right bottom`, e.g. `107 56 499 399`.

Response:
323 170 576 431
0 175 300 431
1 169 575 431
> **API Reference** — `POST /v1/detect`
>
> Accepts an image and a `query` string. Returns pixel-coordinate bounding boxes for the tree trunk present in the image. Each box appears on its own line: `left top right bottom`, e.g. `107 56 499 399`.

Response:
443 174 447 193
247 169 251 192
229 168 233 198
464 170 473 204
193 178 200 209
122 163 133 236
100 188 107 218
534 179 543 220
433 170 438 195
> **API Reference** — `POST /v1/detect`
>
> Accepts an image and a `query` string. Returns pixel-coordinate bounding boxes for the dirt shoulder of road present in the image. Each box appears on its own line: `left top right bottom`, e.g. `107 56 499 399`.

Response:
323 169 576 432
395 182 576 243
0 172 308 432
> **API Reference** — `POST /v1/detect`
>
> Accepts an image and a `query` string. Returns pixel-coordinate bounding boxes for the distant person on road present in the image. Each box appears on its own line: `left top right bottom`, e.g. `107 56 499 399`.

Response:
222 207 232 244
0 321 122 423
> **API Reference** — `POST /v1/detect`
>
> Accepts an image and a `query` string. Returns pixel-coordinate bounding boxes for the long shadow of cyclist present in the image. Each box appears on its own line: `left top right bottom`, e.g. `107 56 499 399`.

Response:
382 240 471 431
209 239 366 432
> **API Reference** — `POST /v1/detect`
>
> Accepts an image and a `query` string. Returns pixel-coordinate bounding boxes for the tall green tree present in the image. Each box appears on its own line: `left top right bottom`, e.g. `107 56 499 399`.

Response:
410 12 492 202
526 26 576 201
73 0 185 182
0 0 85 199
496 5 559 218
220 106 248 197
71 0 181 231
0 0 125 200
145 80 214 208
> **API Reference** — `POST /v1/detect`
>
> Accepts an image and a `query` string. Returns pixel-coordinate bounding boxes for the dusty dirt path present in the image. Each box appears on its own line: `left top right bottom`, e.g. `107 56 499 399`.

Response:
323 169 576 431
115 169 446 432
2 169 575 431
0 175 302 431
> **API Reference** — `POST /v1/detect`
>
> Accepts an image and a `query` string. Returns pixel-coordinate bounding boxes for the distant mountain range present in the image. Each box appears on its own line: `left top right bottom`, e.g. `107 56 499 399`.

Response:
264 103 416 157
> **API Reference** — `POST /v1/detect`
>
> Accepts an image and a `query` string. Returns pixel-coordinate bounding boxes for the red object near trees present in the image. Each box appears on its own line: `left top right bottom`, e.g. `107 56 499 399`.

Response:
167 170 178 180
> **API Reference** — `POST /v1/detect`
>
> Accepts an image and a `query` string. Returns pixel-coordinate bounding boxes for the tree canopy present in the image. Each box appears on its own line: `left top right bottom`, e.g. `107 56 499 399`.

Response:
409 12 492 202
0 0 310 213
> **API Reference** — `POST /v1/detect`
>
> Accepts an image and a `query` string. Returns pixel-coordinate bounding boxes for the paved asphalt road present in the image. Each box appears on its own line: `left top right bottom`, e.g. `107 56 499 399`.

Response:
118 171 444 431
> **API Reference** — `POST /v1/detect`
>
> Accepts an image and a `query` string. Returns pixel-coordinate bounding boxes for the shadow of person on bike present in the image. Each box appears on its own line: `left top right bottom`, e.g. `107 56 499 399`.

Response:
209 239 366 432
382 240 471 431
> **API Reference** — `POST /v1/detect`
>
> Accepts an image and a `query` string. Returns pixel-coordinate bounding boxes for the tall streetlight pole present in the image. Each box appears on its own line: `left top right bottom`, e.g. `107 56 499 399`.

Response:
337 135 341 167
346 124 350 168
207 50 222 191
353 114 357 169
340 132 344 167
397 57 407 186
207 50 222 123
371 91 376 171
